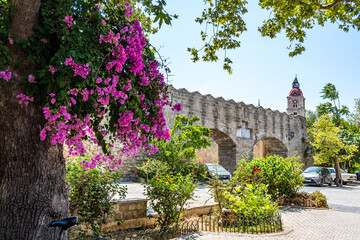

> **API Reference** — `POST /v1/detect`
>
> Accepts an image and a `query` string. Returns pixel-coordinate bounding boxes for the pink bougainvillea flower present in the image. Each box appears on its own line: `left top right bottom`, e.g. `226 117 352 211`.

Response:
51 98 56 104
63 15 74 27
49 93 56 97
8 37 13 45
171 103 182 112
28 74 37 83
0 70 12 81
102 19 106 26
64 57 74 66
16 93 34 106
41 39 47 43
49 65 57 75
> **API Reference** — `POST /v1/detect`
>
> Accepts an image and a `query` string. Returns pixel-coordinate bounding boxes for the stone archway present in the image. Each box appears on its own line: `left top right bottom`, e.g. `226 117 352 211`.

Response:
253 137 288 159
210 129 237 173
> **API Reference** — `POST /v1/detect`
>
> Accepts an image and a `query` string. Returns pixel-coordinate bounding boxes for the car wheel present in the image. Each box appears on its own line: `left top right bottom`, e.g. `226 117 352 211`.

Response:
318 179 324 187
328 180 332 186
343 181 348 185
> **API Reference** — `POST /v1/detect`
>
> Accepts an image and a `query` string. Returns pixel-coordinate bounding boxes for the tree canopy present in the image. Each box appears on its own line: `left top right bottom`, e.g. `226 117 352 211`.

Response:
133 0 360 73
310 114 358 166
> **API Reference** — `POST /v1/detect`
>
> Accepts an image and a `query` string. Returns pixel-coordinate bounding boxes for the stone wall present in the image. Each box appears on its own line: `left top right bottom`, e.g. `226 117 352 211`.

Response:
165 86 308 173
64 85 308 178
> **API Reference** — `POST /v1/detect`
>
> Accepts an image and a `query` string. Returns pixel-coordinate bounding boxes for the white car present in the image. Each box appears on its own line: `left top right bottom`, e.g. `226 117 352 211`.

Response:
327 168 357 185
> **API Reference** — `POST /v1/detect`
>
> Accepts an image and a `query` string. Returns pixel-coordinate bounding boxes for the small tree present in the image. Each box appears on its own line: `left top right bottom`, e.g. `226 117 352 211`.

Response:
143 174 195 229
309 115 358 187
152 115 212 166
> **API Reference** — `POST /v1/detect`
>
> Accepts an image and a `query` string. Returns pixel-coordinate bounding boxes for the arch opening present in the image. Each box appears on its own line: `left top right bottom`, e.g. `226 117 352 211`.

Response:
196 129 237 173
253 137 288 159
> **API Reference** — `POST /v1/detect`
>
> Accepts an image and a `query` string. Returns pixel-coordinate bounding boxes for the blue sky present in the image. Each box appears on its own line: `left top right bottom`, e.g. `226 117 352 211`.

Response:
149 0 360 113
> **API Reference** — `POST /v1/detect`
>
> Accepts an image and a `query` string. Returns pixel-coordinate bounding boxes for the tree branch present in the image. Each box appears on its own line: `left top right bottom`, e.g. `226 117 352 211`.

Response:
319 0 351 10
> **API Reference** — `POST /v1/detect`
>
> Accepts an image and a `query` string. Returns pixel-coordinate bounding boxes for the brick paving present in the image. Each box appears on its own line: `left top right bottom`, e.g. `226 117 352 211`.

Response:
121 181 360 239
174 208 360 240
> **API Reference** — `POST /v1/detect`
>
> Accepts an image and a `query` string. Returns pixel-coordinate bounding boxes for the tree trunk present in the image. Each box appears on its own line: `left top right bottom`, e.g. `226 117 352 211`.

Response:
333 156 343 187
0 0 69 239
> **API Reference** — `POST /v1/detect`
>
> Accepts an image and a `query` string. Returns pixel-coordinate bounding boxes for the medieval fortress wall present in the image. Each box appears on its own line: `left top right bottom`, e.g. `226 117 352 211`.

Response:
65 85 309 179
164 86 308 172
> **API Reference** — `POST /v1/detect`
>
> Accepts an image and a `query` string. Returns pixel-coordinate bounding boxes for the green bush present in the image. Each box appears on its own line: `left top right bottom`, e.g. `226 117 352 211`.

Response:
232 155 304 199
136 159 207 182
143 173 196 229
310 191 328 208
66 156 127 237
135 159 169 180
223 184 279 218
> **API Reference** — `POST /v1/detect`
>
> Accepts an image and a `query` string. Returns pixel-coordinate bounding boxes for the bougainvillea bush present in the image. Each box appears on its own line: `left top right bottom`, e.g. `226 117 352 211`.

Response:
0 1 181 169
232 155 304 199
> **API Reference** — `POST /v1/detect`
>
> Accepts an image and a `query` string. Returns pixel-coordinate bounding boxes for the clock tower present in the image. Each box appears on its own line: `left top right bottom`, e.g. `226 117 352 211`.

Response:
287 76 305 117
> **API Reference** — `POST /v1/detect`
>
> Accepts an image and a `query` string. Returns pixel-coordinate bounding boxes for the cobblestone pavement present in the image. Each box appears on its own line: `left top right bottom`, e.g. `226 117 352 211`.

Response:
174 208 360 240
121 181 360 239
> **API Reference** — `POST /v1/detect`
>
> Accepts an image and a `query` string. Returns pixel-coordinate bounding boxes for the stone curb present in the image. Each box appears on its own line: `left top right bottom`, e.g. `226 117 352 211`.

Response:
174 227 294 239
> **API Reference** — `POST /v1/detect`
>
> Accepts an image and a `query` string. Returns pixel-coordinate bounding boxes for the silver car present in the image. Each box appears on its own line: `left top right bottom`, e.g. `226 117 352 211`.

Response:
327 168 357 185
301 166 332 186
203 163 231 181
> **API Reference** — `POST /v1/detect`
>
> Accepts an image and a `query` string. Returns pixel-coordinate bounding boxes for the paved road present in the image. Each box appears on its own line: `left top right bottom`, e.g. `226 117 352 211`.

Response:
302 182 360 213
120 181 360 212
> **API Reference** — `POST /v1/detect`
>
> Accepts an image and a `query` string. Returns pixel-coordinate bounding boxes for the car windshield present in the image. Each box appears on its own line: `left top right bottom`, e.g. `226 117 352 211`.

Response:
206 165 227 173
303 167 322 173
329 168 346 173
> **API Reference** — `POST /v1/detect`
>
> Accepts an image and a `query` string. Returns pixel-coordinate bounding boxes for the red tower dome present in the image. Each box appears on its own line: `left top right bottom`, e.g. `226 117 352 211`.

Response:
287 76 305 117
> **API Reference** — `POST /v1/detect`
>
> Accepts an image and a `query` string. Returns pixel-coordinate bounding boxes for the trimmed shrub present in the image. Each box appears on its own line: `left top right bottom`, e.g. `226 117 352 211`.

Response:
232 155 304 199
310 191 328 208
223 183 279 218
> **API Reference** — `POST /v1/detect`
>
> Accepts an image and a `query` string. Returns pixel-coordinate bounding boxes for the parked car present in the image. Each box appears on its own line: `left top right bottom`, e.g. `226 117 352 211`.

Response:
327 168 357 185
301 166 332 186
203 163 231 181
356 171 360 181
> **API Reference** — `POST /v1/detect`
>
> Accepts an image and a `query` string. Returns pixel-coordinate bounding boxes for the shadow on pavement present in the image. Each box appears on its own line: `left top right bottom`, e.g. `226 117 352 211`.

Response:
280 206 328 213
329 204 360 213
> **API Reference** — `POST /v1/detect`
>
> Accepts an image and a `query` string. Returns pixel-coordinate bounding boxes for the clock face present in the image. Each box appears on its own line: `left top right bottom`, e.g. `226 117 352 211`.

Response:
293 100 297 104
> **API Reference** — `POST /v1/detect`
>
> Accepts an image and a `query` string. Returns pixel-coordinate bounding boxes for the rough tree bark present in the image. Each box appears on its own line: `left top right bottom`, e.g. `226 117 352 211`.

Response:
0 0 69 239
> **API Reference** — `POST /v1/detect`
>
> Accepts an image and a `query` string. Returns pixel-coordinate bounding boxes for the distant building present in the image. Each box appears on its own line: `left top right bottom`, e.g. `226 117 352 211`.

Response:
287 76 306 117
